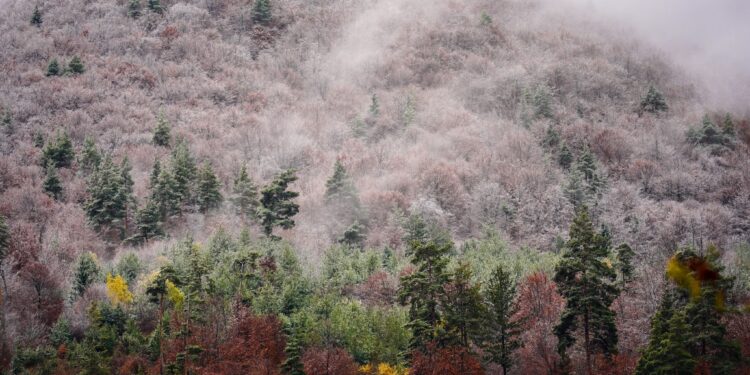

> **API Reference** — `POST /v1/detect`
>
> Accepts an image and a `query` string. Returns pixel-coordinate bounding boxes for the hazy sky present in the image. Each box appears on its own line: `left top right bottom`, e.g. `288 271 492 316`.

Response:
560 0 750 111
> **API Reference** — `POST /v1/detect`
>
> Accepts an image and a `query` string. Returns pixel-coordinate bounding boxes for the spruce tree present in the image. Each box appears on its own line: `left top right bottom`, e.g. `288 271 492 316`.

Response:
443 263 485 348
196 163 222 212
147 0 163 13
553 206 619 374
128 0 142 18
67 56 85 75
41 131 75 168
369 94 380 117
337 221 366 249
635 291 696 375
615 243 635 286
120 157 136 229
150 159 161 188
46 59 60 76
231 164 258 219
72 252 101 298
722 114 735 138
256 169 300 237
152 112 171 147
481 264 522 375
398 237 452 351
79 137 101 172
84 156 128 233
324 159 361 222
31 6 42 27
558 142 573 170
532 85 553 119
43 164 63 200
252 0 272 25
152 168 180 218
640 85 668 114
170 141 196 207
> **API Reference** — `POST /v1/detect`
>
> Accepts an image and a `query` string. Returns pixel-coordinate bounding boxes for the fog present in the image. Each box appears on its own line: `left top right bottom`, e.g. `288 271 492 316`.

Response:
559 0 750 112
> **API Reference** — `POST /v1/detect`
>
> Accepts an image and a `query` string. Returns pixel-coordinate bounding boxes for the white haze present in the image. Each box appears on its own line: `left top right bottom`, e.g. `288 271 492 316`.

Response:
558 0 750 113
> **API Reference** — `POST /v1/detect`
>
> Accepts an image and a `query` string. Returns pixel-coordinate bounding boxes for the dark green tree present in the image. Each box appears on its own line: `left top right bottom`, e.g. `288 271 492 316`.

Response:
481 264 523 375
31 6 42 26
72 252 101 298
79 137 101 172
398 238 452 351
46 59 60 76
532 85 553 119
252 0 271 25
325 159 361 223
256 169 300 237
282 324 305 375
41 131 75 168
128 0 142 18
147 0 163 13
231 165 258 219
369 94 380 117
170 141 196 207
553 206 619 374
721 114 735 138
152 112 171 147
635 291 696 375
196 162 222 212
543 126 560 149
120 157 136 228
558 142 573 170
615 243 635 286
130 200 163 244
442 262 484 348
43 164 63 200
84 156 128 233
337 221 366 249
640 85 668 114
67 56 85 75
150 159 161 188
152 168 180 218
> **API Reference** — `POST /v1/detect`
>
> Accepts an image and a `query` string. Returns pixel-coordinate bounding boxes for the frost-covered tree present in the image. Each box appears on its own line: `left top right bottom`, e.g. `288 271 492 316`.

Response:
640 85 668 114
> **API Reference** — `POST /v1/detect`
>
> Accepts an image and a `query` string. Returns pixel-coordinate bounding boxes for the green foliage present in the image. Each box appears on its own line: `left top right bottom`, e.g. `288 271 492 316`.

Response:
542 126 560 149
41 131 75 168
50 317 73 347
442 263 485 348
196 163 222 212
147 0 163 13
72 252 101 298
369 94 380 117
615 243 635 286
686 115 734 150
480 11 493 26
398 238 452 351
152 111 171 147
558 142 573 170
323 245 381 288
11 347 56 374
635 292 696 375
564 146 606 207
43 163 63 200
553 206 619 369
640 85 668 114
130 199 163 243
79 137 101 172
46 59 60 76
480 264 522 374
252 0 272 25
257 169 300 237
128 0 142 18
338 221 367 249
115 252 142 284
170 141 197 207
152 166 180 218
30 6 42 26
84 156 129 233
232 164 259 219
67 56 85 75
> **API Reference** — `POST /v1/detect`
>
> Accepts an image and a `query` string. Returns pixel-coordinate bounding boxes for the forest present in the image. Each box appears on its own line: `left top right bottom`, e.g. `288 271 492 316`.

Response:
0 0 749 373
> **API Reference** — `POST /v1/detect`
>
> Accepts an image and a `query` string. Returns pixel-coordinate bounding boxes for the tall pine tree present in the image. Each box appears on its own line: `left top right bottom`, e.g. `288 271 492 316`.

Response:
256 169 299 238
481 264 523 375
170 141 196 209
196 163 222 212
84 156 128 234
231 164 258 219
553 206 619 374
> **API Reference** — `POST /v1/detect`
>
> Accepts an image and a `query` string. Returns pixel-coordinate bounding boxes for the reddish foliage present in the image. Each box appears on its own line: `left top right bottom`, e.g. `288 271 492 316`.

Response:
302 347 358 375
352 271 397 306
206 313 286 374
514 272 564 375
410 342 483 375
17 261 63 325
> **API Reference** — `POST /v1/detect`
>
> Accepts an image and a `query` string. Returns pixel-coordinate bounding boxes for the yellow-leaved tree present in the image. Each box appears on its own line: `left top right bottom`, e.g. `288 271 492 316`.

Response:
106 273 134 305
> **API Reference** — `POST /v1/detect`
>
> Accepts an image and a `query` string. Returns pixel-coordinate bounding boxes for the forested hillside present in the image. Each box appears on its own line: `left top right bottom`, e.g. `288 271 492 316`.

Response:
0 0 749 373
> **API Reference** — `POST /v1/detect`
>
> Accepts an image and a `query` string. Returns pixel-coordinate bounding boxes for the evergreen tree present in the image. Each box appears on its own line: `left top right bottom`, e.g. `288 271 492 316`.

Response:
722 114 735 138
33 132 44 148
337 221 366 249
152 168 180 219
147 0 163 13
67 56 85 75
130 200 163 244
150 159 161 188
128 0 142 18
398 237 452 351
542 126 560 149
256 169 300 237
558 142 573 170
532 85 553 119
120 156 135 208
231 165 258 219
31 6 42 27
282 324 305 375
41 131 75 168
0 215 9 294
46 59 60 76
79 137 101 172
640 85 668 114
84 156 128 233
615 243 635 286
196 163 222 212
563 169 587 208
252 0 272 25
170 141 196 207
72 252 101 298
43 164 63 200
481 264 522 375
442 263 485 348
369 94 380 117
635 291 696 375
152 112 171 147
553 206 619 374
325 159 361 222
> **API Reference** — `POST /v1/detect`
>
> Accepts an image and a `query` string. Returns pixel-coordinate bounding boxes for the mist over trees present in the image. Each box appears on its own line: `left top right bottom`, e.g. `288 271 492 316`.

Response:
0 0 749 373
